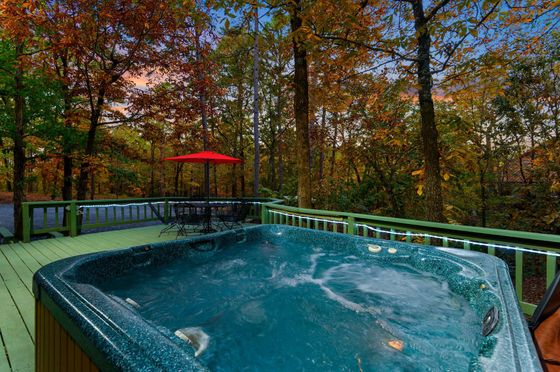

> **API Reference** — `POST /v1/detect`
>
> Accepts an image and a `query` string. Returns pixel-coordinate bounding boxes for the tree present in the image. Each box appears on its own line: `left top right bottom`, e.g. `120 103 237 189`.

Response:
312 0 559 221
0 0 43 239
289 0 312 207
252 3 260 197
42 0 200 201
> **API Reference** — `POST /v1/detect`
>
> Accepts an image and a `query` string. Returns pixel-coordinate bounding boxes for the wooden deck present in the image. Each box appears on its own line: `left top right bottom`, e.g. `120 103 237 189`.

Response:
0 225 179 372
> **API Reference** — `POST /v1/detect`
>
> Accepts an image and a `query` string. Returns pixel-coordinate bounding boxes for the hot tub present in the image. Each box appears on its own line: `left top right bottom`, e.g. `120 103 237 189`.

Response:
33 225 541 371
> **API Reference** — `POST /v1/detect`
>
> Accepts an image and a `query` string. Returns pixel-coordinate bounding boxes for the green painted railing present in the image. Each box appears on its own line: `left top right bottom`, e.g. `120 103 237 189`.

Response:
22 197 283 243
19 197 560 315
260 203 560 315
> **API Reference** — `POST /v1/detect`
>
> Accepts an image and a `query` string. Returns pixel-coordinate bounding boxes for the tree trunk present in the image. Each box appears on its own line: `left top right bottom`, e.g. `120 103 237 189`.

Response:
252 4 260 197
318 107 326 182
231 164 237 197
89 170 95 200
77 80 106 201
76 123 97 200
195 28 209 200
150 141 155 196
62 156 72 200
412 0 444 222
278 139 284 192
290 0 312 208
0 138 12 192
13 42 26 240
330 113 338 178
479 162 487 227
61 56 73 202
213 164 218 196
240 145 246 197
174 163 182 196
158 144 165 196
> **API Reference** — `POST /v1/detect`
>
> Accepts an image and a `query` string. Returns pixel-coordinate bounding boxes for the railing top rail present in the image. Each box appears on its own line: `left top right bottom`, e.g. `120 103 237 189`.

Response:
262 203 560 251
23 197 283 207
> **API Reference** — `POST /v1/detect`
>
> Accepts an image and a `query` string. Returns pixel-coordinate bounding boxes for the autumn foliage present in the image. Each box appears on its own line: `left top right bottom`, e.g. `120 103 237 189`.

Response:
1 0 559 239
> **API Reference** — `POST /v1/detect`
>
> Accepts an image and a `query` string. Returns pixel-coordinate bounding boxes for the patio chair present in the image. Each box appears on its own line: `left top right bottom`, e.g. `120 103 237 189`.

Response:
148 202 178 236
529 270 560 371
174 203 207 236
217 202 250 230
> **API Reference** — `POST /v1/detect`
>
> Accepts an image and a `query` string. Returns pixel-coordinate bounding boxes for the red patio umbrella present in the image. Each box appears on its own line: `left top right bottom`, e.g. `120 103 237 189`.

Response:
164 151 243 199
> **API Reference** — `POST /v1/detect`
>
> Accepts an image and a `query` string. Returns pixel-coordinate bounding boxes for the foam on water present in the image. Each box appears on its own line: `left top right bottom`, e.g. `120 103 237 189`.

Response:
102 237 484 371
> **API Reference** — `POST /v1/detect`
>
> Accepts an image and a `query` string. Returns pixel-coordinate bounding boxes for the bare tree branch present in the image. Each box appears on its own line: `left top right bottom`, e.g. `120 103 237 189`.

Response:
318 34 419 62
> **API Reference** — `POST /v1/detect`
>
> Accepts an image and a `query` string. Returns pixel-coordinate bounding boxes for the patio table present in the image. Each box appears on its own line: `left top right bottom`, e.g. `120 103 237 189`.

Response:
174 202 234 235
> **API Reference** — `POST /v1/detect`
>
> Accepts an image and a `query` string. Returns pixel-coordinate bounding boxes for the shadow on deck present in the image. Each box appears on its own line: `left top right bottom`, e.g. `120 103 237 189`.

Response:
0 224 193 372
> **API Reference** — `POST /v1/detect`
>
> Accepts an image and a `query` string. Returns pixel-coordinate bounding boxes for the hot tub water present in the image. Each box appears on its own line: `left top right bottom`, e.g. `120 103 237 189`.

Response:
102 235 483 371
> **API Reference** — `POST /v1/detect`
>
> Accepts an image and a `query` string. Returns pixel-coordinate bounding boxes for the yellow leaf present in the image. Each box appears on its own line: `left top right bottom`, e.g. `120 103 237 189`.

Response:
416 185 423 196
412 169 423 176
443 173 450 181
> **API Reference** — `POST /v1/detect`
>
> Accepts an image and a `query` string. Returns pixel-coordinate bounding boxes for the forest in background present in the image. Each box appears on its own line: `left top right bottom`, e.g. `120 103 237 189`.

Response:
0 0 559 240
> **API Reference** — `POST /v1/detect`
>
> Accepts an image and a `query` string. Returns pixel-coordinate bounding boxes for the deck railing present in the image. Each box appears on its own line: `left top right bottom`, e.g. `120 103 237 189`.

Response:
20 198 560 315
22 197 283 243
260 202 560 315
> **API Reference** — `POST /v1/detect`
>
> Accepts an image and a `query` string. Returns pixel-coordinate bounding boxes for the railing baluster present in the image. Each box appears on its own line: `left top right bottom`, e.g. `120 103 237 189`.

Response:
487 245 496 256
442 237 448 247
406 231 411 243
43 207 48 228
463 241 470 250
424 235 430 245
515 251 523 303
55 207 59 227
375 228 380 239
546 255 557 287
86 208 90 224
390 229 396 241
95 208 99 224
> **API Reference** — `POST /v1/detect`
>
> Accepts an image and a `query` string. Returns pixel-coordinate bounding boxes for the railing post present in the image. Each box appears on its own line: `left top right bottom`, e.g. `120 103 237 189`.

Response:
23 203 31 243
163 198 169 224
261 204 269 224
69 202 78 237
347 216 355 235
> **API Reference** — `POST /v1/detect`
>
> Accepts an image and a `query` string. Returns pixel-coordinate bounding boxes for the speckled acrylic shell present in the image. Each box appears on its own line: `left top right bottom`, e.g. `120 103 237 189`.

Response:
33 225 542 371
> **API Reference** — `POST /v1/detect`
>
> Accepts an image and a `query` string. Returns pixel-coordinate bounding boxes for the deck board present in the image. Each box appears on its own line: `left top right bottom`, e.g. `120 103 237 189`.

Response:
0 224 179 372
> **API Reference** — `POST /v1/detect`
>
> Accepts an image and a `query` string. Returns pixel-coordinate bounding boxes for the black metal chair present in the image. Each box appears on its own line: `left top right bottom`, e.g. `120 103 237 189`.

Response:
149 202 178 236
529 270 560 370
217 202 250 230
174 203 206 236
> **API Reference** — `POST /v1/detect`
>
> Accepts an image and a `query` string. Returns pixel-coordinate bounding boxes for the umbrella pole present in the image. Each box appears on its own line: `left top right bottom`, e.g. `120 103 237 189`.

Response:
203 160 212 232
204 160 210 201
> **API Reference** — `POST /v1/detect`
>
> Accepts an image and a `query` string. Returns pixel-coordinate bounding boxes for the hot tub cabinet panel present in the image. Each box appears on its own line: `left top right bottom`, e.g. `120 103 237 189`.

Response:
33 225 542 371
35 300 99 372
